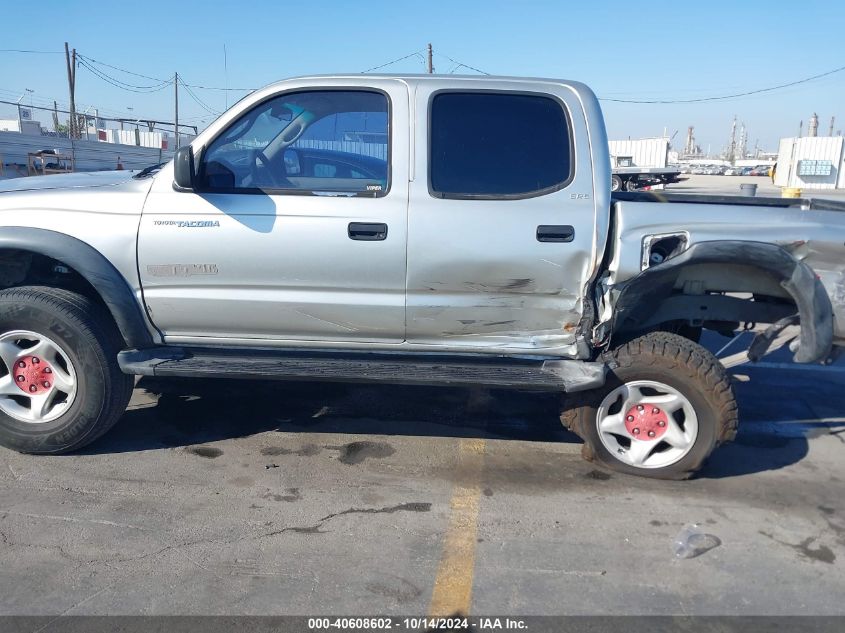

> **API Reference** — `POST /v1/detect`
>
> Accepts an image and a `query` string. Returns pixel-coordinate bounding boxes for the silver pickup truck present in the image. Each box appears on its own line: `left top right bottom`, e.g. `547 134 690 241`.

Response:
0 74 842 479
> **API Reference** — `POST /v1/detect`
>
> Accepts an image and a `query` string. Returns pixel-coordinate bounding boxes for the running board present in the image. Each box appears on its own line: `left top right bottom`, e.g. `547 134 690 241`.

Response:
117 347 606 393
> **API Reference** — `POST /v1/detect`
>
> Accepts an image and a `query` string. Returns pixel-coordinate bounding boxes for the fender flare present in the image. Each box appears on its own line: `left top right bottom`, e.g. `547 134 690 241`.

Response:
0 227 154 349
609 240 833 364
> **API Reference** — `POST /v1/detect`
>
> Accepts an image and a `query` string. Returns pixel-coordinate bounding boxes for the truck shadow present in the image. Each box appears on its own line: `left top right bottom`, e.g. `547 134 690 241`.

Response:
699 365 843 478
74 368 842 479
83 378 576 453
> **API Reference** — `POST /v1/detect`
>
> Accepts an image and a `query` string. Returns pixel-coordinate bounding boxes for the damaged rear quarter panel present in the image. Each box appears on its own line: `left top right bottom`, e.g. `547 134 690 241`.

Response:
607 199 845 342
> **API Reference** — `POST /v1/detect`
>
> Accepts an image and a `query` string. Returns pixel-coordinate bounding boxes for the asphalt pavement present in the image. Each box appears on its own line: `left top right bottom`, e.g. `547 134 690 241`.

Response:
0 333 843 616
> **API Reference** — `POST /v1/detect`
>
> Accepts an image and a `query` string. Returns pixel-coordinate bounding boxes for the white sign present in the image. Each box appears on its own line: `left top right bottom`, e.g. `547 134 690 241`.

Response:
20 108 32 120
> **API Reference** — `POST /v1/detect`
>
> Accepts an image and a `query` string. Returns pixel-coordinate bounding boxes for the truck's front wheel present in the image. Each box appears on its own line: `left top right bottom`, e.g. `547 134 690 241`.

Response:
561 332 738 479
0 286 134 454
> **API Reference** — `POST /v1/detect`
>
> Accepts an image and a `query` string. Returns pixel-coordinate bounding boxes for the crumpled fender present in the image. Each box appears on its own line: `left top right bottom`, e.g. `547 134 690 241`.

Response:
609 240 833 363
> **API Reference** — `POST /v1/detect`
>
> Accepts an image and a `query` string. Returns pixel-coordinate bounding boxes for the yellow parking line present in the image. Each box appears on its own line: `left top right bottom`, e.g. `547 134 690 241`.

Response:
428 438 485 617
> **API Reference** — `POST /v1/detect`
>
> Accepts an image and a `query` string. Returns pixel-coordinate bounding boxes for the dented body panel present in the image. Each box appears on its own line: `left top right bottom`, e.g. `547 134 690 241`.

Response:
405 77 607 356
607 198 845 346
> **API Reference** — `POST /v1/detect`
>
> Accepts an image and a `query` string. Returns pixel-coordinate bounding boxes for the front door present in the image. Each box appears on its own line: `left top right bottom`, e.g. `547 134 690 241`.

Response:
406 83 600 356
138 80 409 346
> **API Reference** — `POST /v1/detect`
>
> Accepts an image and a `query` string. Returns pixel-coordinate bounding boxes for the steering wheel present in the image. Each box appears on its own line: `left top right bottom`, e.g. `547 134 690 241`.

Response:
248 149 275 187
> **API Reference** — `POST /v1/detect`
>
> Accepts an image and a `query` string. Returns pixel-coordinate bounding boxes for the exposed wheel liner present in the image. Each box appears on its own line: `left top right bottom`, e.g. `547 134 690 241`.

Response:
561 331 738 480
608 240 833 364
0 227 154 348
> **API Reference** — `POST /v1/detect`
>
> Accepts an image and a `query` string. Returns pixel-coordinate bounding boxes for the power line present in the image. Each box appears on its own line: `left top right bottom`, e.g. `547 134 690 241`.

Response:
180 81 256 92
178 77 221 116
77 58 173 93
600 64 845 104
77 52 254 91
437 53 490 75
361 50 426 73
0 48 63 54
76 53 170 83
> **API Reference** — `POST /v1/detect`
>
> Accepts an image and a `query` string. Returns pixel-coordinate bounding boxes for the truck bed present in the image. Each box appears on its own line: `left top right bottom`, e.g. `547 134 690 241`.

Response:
612 190 845 212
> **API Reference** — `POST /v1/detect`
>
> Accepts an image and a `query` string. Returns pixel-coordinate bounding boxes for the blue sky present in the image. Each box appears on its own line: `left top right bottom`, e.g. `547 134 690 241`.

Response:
2 0 843 152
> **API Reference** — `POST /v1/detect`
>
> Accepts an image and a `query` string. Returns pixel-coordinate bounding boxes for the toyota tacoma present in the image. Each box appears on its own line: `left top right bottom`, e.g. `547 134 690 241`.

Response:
0 74 842 479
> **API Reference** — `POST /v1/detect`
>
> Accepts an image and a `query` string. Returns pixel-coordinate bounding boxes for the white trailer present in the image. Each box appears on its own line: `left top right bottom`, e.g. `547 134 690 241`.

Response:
774 136 845 190
608 137 681 191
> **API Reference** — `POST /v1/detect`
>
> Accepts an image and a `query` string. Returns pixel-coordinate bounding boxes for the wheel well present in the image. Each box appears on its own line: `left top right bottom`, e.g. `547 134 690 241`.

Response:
0 249 124 342
614 261 797 338
604 239 833 363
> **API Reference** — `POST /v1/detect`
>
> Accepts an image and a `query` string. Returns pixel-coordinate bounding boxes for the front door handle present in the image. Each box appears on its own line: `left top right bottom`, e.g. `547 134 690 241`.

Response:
536 225 575 243
348 222 388 241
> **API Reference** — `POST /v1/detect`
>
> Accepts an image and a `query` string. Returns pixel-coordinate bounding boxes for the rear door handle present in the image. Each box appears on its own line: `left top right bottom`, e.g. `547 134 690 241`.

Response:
536 225 575 243
348 222 388 241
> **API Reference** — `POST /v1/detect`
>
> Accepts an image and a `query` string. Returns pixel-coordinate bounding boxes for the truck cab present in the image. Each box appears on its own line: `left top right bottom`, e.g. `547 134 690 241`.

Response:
144 75 610 357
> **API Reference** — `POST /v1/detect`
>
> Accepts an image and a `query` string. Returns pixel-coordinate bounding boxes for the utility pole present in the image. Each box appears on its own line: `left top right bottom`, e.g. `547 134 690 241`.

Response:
52 100 59 133
174 71 180 149
829 116 835 137
427 43 434 74
64 42 77 139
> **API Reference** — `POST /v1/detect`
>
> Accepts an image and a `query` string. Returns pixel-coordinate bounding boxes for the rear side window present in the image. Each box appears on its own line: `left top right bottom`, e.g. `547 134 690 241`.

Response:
429 92 572 198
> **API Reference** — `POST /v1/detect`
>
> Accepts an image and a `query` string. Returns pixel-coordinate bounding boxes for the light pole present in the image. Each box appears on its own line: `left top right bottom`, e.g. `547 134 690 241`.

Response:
16 88 33 132
83 106 93 141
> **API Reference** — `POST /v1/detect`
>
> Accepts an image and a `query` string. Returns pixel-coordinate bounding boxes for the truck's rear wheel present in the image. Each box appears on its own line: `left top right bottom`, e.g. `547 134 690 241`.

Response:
561 332 737 479
624 179 639 191
0 286 134 454
611 175 623 192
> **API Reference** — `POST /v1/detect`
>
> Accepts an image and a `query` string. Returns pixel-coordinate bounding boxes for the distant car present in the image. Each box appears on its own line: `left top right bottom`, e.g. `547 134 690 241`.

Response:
724 166 743 176
740 167 754 176
750 165 772 176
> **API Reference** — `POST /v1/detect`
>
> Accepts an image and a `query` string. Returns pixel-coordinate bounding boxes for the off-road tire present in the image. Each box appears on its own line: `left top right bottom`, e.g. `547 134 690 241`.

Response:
561 331 738 479
0 286 134 453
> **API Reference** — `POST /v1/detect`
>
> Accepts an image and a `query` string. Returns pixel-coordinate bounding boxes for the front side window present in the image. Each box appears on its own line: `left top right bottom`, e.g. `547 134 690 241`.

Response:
429 92 572 198
201 90 389 196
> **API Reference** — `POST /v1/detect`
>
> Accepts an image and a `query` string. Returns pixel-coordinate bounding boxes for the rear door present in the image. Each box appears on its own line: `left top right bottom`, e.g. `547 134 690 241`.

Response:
406 81 599 356
138 79 409 345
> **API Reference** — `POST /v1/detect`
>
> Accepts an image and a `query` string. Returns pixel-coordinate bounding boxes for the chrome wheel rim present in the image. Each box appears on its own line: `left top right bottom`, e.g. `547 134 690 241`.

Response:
596 379 698 469
0 330 77 423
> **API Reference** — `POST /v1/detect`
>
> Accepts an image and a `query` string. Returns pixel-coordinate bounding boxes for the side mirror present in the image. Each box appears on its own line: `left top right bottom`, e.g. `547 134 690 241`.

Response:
173 146 195 190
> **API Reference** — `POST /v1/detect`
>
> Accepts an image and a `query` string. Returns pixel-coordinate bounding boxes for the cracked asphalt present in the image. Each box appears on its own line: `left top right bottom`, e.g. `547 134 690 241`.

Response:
0 335 844 615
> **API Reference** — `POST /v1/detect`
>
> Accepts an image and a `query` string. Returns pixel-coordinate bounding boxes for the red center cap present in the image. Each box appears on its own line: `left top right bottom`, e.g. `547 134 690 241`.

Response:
624 403 668 440
13 356 54 395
